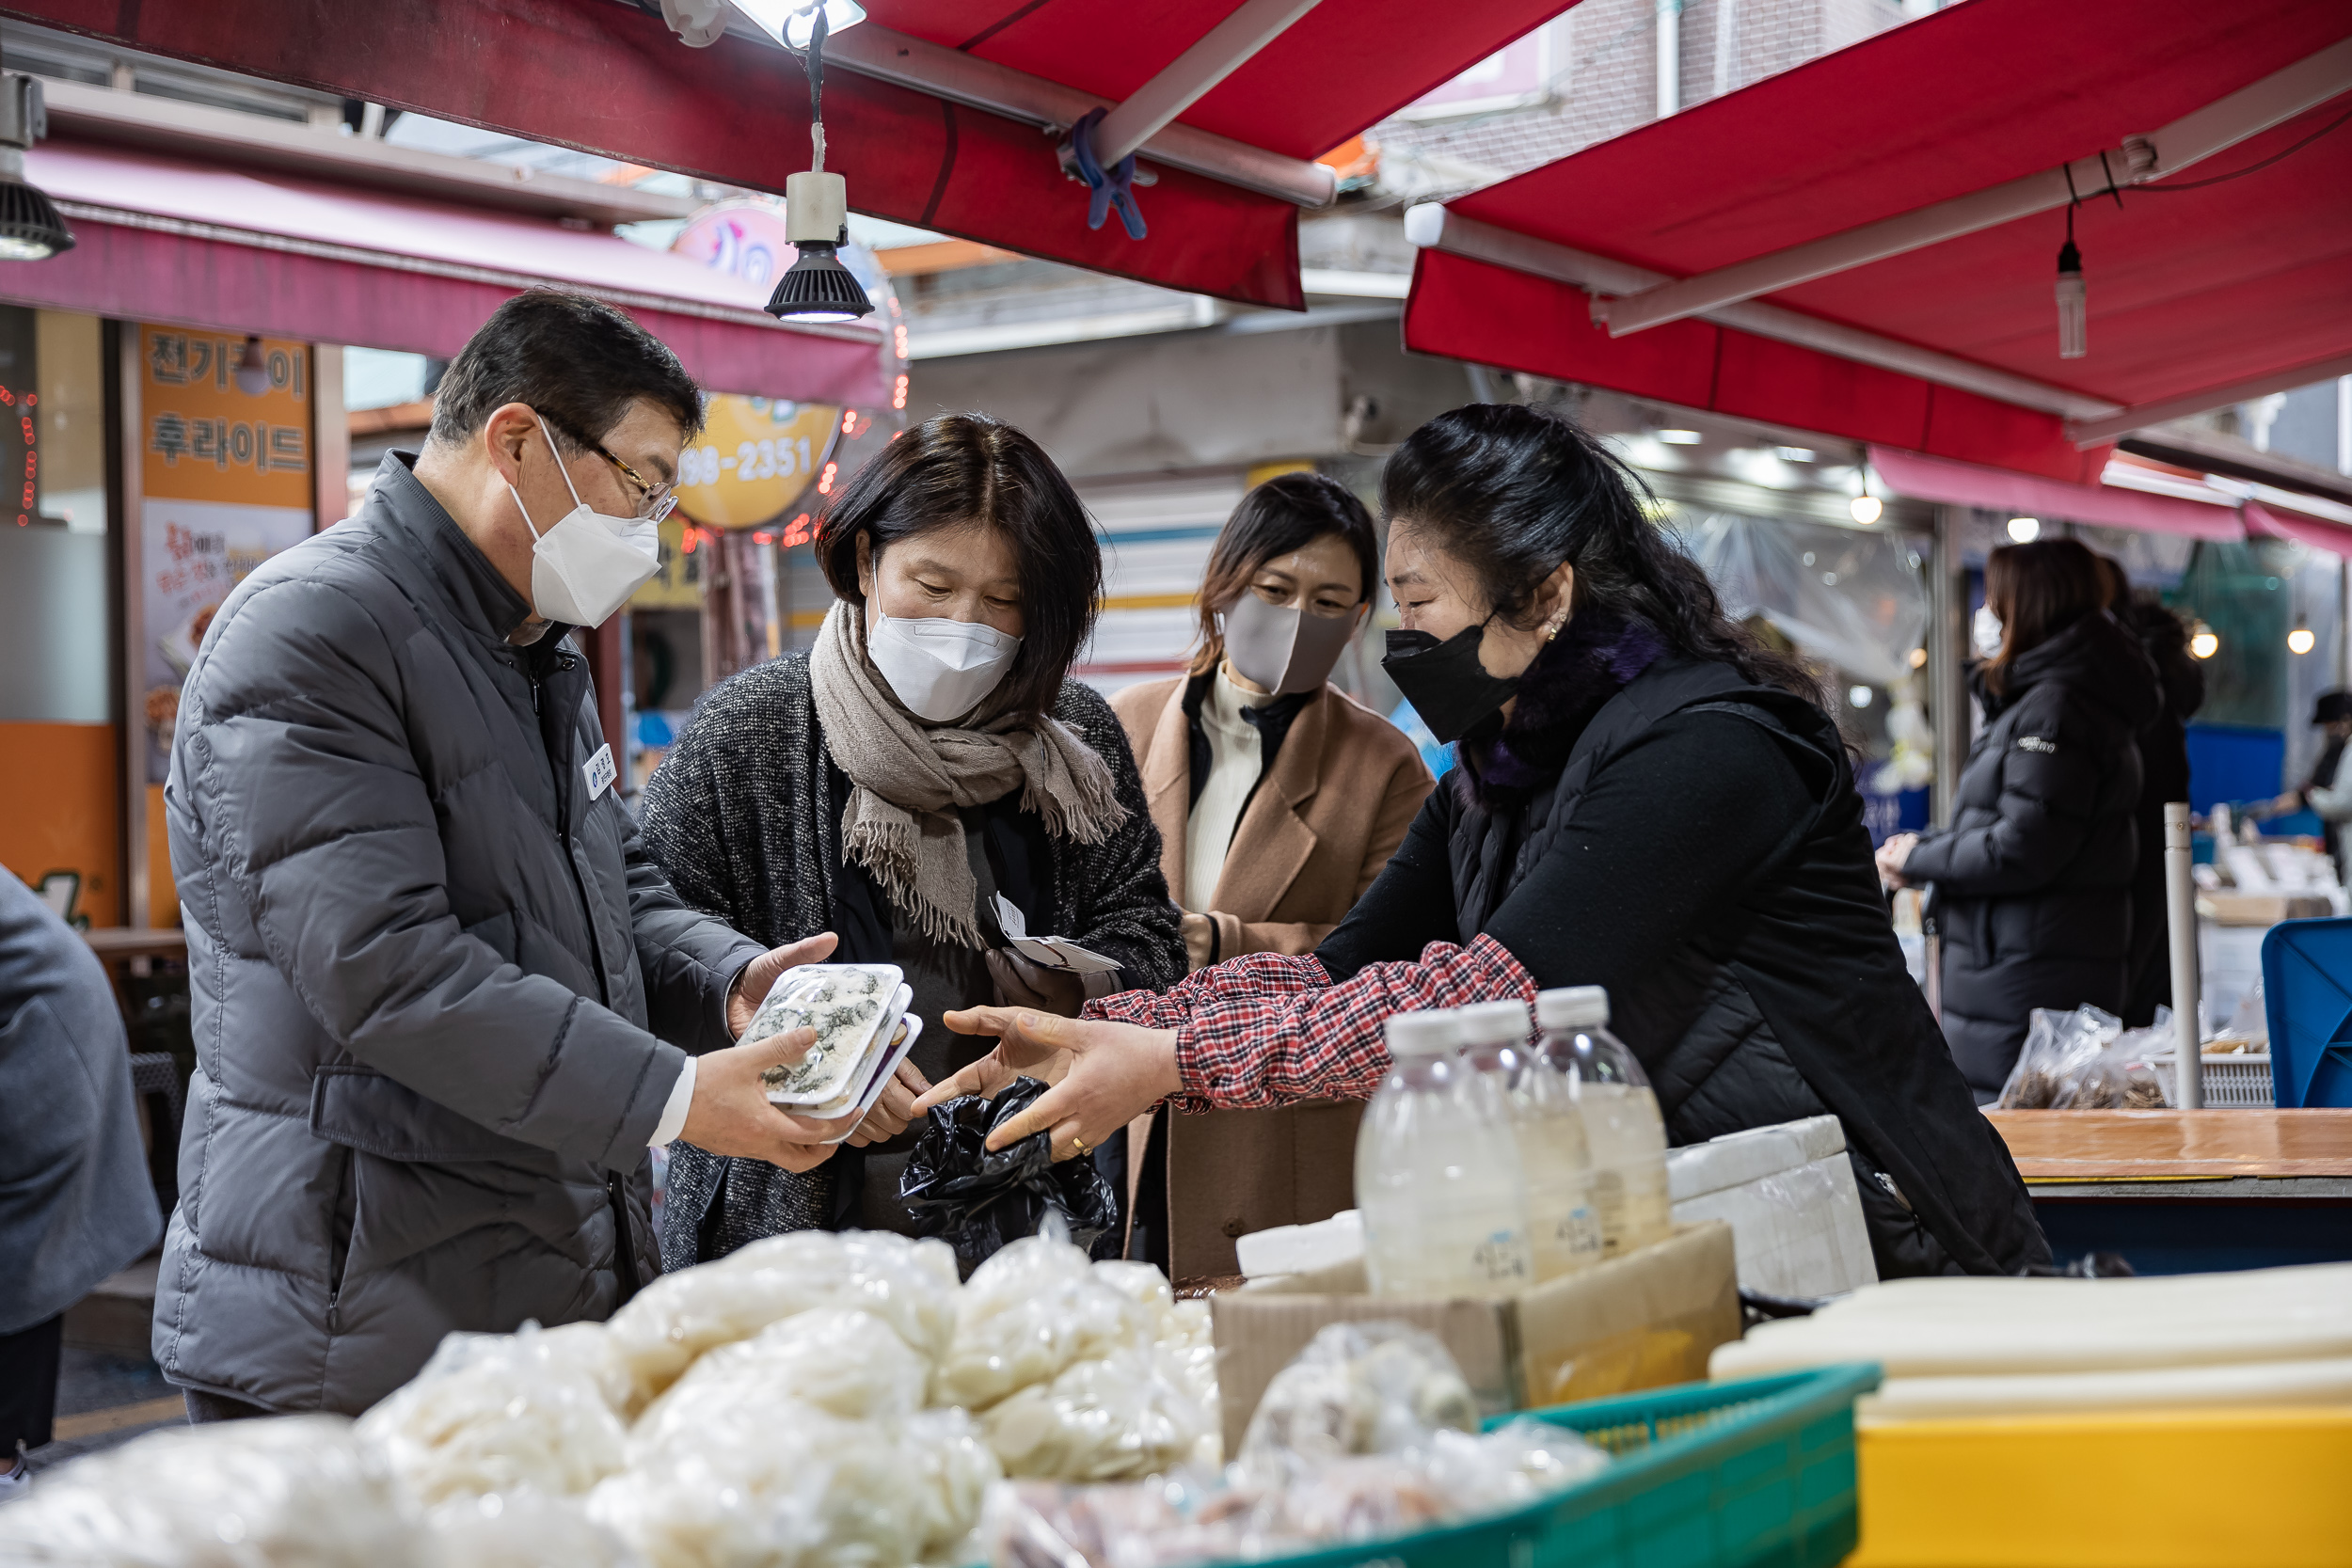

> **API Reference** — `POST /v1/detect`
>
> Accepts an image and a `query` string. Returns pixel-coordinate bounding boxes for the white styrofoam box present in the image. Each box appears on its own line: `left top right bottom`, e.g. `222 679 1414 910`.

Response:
1233 1209 1363 1282
1667 1116 1877 1300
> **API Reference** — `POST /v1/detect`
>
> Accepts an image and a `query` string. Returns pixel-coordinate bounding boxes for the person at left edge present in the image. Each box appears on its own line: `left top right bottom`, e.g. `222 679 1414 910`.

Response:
157 291 858 1421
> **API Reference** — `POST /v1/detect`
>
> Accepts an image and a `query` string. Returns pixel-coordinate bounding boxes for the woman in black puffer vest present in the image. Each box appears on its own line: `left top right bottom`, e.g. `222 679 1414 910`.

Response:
1882 541 2160 1100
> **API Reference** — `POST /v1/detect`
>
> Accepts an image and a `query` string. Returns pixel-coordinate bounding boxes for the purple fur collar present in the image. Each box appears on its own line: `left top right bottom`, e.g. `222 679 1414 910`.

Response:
1455 609 1666 807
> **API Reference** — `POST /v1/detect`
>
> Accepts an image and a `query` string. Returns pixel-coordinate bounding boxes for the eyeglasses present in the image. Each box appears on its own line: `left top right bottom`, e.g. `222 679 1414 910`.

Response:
586 439 677 523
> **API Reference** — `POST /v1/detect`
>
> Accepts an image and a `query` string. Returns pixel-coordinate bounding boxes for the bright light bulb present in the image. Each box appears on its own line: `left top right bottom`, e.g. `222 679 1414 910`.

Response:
1909 646 1928 669
2289 626 2317 655
1775 446 1817 462
1848 685 1874 708
2190 626 2219 659
1850 495 1883 525
1655 429 1703 445
733 0 866 47
2007 515 2041 543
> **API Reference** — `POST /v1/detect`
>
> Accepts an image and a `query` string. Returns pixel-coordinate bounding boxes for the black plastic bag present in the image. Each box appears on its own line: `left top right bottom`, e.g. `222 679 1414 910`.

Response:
900 1077 1119 1276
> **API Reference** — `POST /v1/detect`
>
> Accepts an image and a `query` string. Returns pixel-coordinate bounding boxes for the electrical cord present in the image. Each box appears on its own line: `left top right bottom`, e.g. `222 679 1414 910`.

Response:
2133 103 2352 193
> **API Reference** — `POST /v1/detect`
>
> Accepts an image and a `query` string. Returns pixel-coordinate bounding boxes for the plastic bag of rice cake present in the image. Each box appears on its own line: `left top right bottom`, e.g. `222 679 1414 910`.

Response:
425 1490 647 1568
0 1416 420 1566
936 1237 1158 1411
633 1308 930 1444
606 1228 960 1410
979 1346 1216 1481
595 1392 998 1568
358 1322 629 1506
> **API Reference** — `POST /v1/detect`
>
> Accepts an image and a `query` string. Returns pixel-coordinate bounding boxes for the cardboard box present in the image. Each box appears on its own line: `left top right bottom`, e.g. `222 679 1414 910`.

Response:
1668 1115 1878 1299
1208 1220 1739 1456
2197 892 2333 927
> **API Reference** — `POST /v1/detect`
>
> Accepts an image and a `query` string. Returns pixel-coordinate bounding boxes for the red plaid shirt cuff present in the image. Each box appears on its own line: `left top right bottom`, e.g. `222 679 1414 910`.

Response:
1084 935 1537 1113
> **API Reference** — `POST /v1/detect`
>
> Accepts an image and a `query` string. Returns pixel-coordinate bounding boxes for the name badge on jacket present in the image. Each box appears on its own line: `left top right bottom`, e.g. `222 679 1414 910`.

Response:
584 743 616 800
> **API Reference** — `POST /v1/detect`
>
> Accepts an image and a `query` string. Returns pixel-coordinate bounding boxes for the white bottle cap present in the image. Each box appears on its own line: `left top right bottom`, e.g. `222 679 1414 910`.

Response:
1454 999 1531 1047
1384 1009 1461 1057
1536 986 1611 1030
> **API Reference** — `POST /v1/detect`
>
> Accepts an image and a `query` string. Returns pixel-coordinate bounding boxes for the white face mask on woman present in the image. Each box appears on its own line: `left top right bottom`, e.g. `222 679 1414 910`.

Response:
866 608 1022 722
1972 604 2005 660
504 417 660 627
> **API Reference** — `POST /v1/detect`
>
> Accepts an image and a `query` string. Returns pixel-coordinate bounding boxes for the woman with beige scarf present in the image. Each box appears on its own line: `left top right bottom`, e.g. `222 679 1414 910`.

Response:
639 414 1184 1259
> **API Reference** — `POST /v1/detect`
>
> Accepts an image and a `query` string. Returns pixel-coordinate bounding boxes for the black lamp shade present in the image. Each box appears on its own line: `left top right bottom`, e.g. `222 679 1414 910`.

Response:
0 176 72 261
765 241 872 324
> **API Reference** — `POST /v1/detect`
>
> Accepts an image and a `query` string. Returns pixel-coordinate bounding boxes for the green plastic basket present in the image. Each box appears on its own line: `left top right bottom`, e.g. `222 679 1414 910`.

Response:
1235 1363 1883 1568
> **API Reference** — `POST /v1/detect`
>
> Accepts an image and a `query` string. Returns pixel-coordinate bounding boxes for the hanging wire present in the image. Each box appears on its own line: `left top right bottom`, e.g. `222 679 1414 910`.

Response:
2134 103 2352 193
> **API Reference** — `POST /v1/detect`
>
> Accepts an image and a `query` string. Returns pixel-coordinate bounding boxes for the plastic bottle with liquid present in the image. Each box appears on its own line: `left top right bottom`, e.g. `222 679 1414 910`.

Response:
1355 1008 1534 1299
1457 999 1605 1281
1534 986 1673 1257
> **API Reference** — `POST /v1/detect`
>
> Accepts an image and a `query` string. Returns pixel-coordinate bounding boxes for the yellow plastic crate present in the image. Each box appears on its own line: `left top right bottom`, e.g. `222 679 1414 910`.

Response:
1849 1404 2352 1568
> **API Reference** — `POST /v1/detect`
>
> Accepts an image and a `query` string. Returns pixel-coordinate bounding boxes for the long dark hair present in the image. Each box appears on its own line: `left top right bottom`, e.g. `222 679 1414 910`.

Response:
816 413 1103 716
1379 404 1812 693
1981 538 2104 697
1189 471 1379 676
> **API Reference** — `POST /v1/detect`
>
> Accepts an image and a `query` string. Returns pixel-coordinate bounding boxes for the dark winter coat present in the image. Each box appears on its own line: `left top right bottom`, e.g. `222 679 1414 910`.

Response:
0 874 162 1336
155 453 764 1415
1320 614 2049 1278
638 653 1185 1267
1905 610 2162 1097
2117 596 2204 1024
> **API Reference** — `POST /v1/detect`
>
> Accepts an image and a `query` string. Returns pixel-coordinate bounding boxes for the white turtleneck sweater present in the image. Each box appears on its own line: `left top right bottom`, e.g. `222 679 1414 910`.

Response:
1184 668 1268 913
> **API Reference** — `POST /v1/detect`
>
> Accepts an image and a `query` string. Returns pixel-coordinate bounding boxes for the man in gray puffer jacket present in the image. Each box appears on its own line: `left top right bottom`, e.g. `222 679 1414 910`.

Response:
157 293 850 1418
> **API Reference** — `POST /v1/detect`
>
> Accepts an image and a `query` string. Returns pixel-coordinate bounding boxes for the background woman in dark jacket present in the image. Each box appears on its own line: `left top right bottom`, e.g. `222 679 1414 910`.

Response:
1880 541 2160 1099
641 415 1184 1262
919 404 2048 1279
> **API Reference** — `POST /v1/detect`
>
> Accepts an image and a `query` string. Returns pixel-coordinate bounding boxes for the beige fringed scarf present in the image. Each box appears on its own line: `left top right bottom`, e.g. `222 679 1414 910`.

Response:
807 600 1126 946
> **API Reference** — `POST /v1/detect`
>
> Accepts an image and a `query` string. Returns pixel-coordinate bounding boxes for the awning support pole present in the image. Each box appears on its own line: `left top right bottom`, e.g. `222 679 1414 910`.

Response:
2166 800 2204 1109
1403 203 2120 421
2066 350 2352 448
1094 0 1324 167
1596 36 2352 338
817 19 1336 207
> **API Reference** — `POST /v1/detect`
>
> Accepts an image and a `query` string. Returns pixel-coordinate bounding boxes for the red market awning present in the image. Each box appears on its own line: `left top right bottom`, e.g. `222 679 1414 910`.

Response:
1867 446 2245 543
1403 0 2352 482
0 0 1576 311
2 139 889 406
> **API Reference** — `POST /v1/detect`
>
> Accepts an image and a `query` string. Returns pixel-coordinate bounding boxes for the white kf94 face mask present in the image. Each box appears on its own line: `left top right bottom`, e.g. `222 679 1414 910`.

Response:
505 417 661 627
867 608 1022 722
1972 603 2005 660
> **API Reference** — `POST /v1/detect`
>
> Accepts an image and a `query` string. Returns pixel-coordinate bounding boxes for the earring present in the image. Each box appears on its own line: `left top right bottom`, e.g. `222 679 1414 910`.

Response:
1543 611 1567 642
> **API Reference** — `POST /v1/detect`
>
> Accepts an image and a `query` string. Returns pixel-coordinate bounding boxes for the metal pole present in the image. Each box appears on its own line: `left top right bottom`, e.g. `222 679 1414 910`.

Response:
2165 801 2203 1108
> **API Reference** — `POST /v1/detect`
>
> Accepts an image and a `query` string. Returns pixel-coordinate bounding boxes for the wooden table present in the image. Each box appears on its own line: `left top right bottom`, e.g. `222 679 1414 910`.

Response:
1986 1110 2352 1274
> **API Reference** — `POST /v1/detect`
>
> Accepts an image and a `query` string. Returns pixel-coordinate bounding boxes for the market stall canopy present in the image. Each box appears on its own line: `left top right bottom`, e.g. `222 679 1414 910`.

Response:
0 0 1577 310
0 138 889 406
1403 0 2352 483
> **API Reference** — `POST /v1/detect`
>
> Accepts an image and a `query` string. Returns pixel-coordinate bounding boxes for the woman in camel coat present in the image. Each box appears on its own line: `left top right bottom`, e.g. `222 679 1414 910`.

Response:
1110 472 1431 1277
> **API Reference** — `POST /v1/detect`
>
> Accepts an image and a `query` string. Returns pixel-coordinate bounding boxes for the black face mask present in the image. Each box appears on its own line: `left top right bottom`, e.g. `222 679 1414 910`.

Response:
1382 624 1520 745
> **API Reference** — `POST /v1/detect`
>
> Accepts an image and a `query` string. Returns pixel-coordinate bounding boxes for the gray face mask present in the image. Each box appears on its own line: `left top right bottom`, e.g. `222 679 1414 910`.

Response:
1221 590 1360 696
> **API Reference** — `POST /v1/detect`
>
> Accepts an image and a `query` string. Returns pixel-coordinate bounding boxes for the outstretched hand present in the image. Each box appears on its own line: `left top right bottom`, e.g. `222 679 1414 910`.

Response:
910 1006 1182 1163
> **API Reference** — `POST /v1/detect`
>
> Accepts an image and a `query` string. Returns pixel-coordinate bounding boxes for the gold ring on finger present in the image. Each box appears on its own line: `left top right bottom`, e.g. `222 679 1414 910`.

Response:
1071 1134 1089 1156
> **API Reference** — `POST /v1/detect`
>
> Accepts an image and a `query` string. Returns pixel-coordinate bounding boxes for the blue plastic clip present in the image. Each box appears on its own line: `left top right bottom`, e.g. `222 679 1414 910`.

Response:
1070 106 1147 240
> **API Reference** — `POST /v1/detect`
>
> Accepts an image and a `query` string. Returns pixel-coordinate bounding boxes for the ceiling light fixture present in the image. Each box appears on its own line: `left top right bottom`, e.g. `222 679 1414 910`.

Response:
2289 623 2316 656
1656 428 1703 445
1774 446 1816 462
2007 515 2041 542
2189 621 2219 660
1850 494 1883 525
766 5 875 325
0 62 72 261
